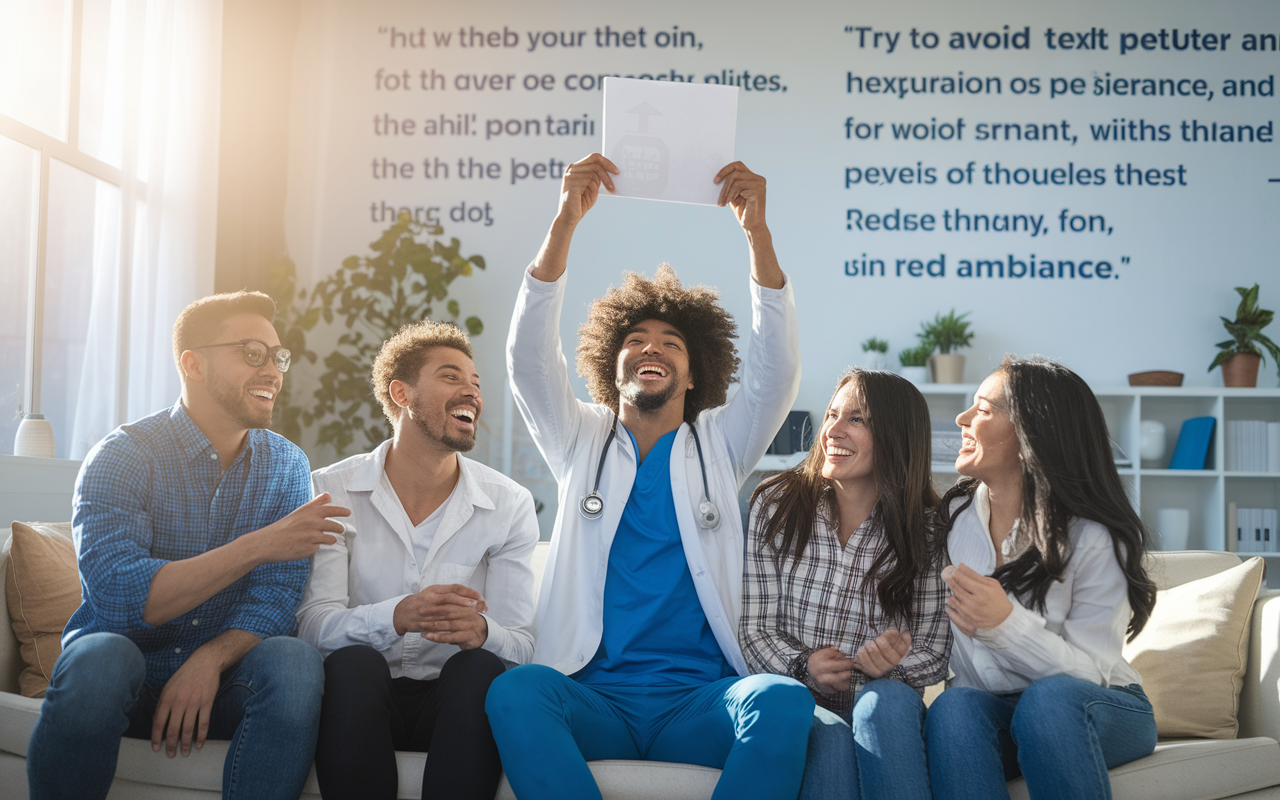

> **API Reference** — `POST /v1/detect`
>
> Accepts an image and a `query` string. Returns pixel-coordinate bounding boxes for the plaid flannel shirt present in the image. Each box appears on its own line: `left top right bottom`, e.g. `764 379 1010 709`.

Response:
63 401 312 688
740 499 952 720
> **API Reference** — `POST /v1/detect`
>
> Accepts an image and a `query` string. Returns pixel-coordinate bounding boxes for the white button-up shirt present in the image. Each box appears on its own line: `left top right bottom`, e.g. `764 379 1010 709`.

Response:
506 267 801 677
296 441 539 679
946 483 1142 693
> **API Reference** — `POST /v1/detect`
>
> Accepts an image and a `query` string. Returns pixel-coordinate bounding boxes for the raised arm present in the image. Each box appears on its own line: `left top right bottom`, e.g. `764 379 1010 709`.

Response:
703 164 800 480
529 153 618 283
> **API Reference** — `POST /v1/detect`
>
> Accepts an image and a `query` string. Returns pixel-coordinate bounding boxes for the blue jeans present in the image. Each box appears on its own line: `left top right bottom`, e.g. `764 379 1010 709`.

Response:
799 679 930 800
28 632 324 800
485 665 815 800
926 675 1158 800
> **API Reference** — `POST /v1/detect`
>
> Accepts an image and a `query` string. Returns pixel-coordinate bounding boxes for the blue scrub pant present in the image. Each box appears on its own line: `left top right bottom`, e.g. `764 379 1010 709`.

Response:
485 664 815 800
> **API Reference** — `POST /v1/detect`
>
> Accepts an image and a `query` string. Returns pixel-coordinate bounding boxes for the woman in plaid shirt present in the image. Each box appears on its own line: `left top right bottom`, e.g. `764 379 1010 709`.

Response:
740 369 951 800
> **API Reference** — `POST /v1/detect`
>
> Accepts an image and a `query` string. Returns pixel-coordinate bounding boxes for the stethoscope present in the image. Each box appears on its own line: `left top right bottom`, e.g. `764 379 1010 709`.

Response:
580 415 721 529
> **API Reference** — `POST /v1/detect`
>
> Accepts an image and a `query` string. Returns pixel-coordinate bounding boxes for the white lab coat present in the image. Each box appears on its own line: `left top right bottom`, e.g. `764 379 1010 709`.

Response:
506 267 800 677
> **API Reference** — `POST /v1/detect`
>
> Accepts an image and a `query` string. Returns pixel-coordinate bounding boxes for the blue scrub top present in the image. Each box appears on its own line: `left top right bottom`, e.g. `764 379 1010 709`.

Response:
575 428 735 687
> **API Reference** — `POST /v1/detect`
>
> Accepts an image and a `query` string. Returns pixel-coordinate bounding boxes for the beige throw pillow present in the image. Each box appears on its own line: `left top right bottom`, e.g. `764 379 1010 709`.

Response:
5 522 80 698
1122 556 1265 739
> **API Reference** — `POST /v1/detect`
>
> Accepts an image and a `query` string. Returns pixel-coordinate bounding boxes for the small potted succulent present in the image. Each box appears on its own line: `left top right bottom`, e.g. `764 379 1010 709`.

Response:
861 336 889 370
898 343 932 385
1208 284 1279 388
920 309 974 384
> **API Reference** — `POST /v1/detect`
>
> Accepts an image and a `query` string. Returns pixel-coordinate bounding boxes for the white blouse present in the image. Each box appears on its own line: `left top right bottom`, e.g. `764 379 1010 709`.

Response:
946 483 1142 693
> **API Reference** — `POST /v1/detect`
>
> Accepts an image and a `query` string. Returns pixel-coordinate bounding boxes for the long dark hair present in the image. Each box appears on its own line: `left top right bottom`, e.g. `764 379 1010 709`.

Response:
750 369 942 628
937 355 1157 639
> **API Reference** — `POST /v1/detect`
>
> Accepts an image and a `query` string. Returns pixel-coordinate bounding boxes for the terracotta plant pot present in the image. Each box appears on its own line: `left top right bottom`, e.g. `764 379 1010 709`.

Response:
1221 353 1261 388
929 354 966 384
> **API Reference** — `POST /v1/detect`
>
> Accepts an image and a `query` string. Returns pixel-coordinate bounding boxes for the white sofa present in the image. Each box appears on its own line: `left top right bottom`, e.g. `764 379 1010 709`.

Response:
0 530 1277 800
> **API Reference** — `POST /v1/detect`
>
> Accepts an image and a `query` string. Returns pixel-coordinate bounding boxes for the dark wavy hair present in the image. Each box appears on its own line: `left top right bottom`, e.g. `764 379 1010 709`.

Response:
750 369 942 629
937 355 1157 640
576 264 739 424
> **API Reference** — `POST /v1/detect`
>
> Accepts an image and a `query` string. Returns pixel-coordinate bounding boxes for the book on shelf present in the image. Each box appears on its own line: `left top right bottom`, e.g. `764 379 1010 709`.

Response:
1168 417 1215 470
1226 420 1272 472
1271 422 1280 473
1227 501 1237 553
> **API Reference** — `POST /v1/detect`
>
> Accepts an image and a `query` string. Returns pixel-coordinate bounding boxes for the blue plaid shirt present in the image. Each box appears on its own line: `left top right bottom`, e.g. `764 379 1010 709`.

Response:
64 401 313 687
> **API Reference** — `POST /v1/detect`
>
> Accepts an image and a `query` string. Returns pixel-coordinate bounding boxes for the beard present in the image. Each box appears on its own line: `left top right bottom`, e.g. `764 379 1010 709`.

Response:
410 396 476 452
209 372 273 429
618 374 679 414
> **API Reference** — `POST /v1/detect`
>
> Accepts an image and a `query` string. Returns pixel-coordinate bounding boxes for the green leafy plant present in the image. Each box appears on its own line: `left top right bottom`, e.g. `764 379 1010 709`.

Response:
1208 284 1280 378
266 213 486 456
919 309 974 355
899 343 932 368
861 336 889 354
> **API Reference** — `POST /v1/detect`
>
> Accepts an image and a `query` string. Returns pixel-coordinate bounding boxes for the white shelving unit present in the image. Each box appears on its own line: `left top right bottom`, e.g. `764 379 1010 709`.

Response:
916 383 1280 561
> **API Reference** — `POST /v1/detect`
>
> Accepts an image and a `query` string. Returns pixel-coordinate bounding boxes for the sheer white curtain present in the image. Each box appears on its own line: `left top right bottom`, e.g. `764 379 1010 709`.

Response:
68 0 222 457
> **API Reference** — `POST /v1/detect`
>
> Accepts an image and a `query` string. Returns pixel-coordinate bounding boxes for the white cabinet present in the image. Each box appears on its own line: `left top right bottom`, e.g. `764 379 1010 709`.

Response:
918 384 1280 563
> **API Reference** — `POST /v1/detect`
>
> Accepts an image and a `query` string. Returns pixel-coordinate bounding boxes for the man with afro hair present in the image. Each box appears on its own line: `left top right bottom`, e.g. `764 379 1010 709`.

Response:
487 153 811 799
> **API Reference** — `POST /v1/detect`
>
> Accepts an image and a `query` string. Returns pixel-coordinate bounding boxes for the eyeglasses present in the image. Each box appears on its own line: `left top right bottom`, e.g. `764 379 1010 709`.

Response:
195 340 291 373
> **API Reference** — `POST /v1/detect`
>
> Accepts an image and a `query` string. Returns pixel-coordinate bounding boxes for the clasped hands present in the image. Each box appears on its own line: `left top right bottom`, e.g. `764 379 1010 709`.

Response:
807 629 912 696
941 563 1014 637
393 583 489 650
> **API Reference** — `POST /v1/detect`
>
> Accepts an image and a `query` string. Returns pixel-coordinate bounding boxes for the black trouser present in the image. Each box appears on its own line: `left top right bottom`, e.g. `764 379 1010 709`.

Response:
315 644 506 800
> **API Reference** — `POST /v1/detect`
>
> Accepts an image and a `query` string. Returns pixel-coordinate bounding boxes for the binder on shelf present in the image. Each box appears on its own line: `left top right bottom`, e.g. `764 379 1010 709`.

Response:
1224 420 1269 472
1269 422 1280 473
1267 509 1278 554
1168 417 1215 470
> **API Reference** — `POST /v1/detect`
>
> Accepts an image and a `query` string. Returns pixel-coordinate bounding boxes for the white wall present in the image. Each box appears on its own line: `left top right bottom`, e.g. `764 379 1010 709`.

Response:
0 456 80 546
279 0 1280 515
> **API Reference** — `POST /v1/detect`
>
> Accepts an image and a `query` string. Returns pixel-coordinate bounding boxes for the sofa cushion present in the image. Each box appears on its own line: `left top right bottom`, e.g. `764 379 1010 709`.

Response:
1008 737 1280 800
4 522 79 698
1123 556 1266 739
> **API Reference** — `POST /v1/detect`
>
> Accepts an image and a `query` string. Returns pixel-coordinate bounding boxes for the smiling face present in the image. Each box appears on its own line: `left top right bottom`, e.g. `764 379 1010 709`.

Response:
819 381 875 486
614 319 694 414
395 346 482 453
202 312 284 429
955 371 1022 482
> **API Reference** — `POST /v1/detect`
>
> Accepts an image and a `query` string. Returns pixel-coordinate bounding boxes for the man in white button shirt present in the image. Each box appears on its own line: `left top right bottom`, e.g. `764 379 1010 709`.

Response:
296 320 539 800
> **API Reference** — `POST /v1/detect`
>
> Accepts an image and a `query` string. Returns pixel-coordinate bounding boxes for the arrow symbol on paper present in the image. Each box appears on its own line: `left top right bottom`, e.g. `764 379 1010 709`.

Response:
627 102 662 133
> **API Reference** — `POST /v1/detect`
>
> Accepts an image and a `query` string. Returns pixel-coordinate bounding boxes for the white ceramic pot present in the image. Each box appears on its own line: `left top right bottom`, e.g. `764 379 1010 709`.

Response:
900 366 929 385
865 353 888 371
1156 508 1191 551
929 354 966 384
14 414 55 458
1138 420 1167 462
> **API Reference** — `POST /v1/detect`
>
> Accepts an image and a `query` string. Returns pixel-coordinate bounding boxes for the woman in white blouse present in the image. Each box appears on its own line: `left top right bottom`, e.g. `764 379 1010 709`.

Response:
925 355 1158 799
740 369 951 800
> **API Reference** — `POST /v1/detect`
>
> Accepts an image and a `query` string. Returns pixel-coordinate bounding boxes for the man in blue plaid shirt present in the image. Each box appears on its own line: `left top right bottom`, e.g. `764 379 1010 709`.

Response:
28 291 350 800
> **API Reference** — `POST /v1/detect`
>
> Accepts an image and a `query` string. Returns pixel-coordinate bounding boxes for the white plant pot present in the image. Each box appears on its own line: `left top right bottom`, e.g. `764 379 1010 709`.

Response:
865 353 888 371
930 354 966 384
899 366 929 385
14 414 55 458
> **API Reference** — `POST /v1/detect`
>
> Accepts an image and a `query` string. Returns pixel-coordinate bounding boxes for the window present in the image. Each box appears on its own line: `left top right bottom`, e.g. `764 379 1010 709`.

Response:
0 0 222 458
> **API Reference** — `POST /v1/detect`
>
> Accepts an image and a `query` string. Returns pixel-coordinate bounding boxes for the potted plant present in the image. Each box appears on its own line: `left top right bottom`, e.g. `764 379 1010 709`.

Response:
920 309 974 384
861 336 889 370
1208 284 1279 388
899 343 932 385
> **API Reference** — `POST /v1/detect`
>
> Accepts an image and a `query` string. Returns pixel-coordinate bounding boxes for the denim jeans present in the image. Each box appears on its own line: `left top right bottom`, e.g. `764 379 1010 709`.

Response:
799 679 931 800
926 675 1158 800
485 664 815 800
28 631 324 800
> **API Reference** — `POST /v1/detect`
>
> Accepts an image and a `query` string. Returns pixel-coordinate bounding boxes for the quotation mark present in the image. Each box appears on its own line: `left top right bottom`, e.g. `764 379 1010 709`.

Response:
844 25 853 33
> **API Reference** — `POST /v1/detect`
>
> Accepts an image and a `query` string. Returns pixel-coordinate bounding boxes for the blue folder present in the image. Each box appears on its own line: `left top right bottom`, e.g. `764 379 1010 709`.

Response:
1168 416 1216 470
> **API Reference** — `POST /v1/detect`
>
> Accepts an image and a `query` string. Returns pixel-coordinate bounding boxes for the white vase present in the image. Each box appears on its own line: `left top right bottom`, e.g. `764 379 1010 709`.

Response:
1156 508 1191 551
865 353 888 371
1138 420 1167 462
14 414 55 458
900 366 929 385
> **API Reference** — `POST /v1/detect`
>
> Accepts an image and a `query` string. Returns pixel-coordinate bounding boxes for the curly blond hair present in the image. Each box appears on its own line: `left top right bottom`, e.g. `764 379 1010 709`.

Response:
371 320 473 424
575 264 739 424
